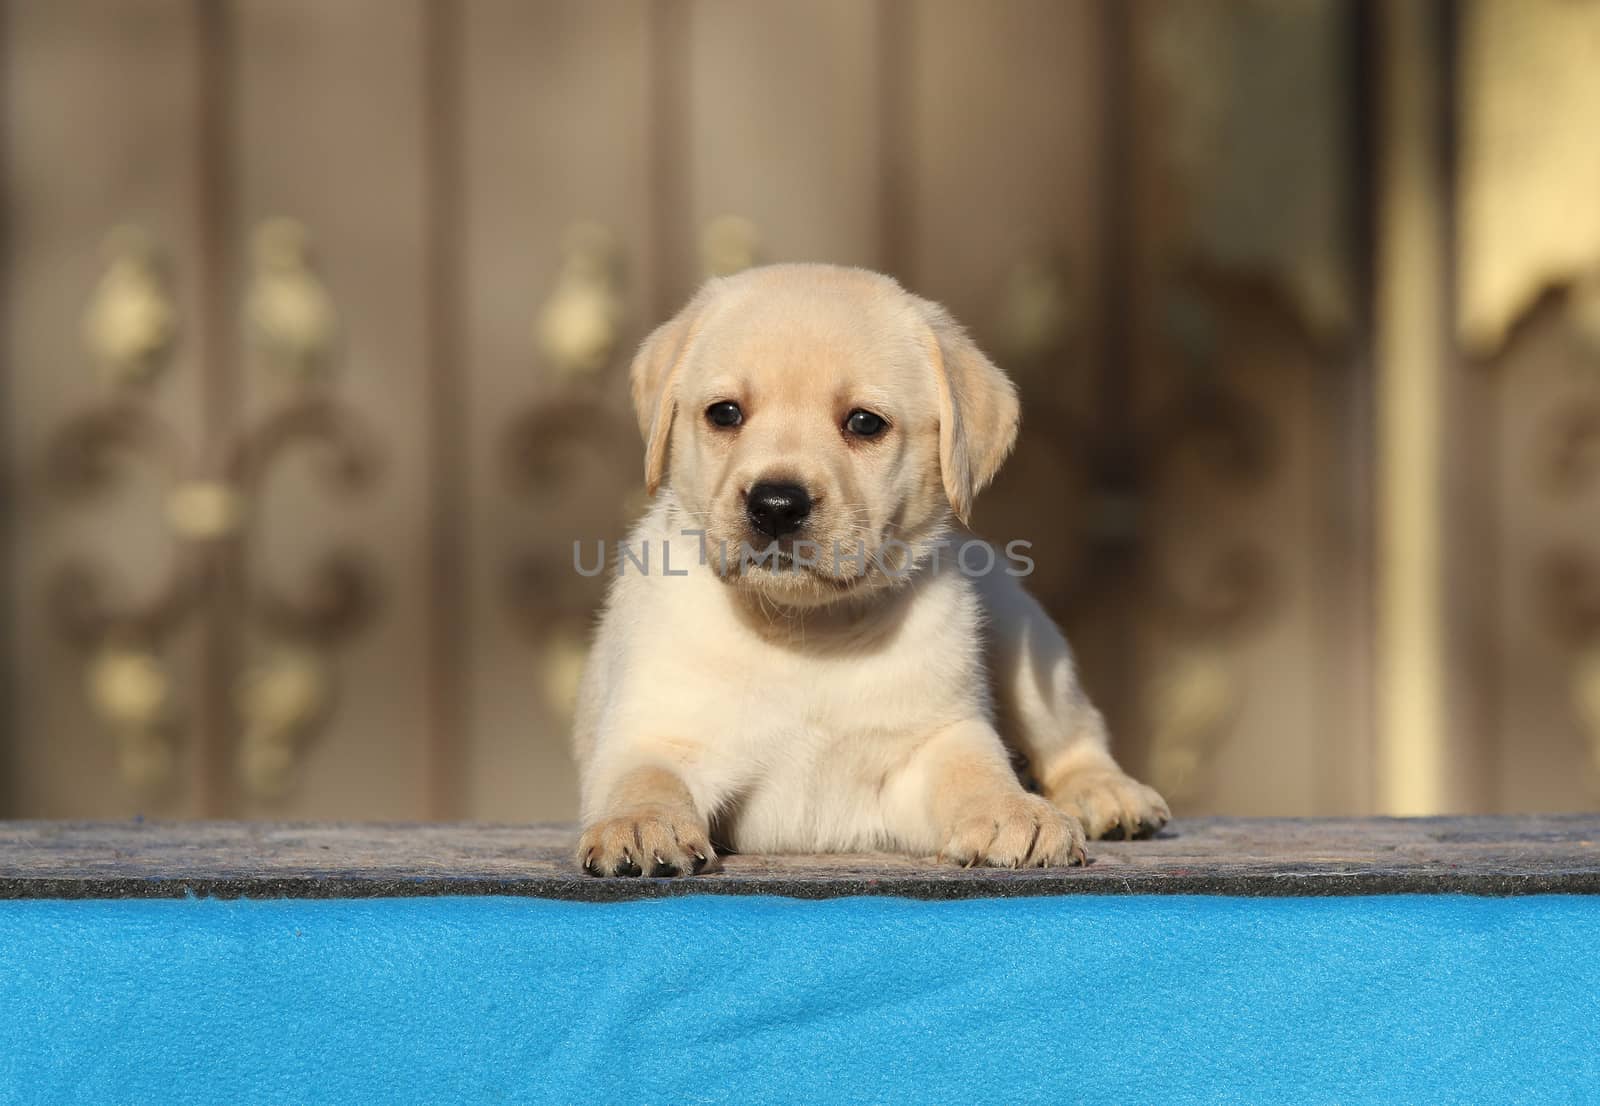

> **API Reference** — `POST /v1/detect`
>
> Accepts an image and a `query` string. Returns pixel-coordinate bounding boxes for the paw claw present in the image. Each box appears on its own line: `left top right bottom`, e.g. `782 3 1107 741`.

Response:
941 793 1086 869
1047 769 1170 842
577 810 716 878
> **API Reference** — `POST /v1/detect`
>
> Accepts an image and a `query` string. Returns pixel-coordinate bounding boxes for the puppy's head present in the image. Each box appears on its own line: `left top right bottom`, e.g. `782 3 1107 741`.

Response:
630 264 1018 607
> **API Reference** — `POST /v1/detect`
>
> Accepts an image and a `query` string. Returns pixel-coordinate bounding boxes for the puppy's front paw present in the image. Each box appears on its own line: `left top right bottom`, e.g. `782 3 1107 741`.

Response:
1047 770 1170 840
576 808 717 877
940 792 1087 869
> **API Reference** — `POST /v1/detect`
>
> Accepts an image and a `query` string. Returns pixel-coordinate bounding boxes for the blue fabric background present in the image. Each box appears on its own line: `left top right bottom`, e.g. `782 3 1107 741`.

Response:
2 894 1597 1105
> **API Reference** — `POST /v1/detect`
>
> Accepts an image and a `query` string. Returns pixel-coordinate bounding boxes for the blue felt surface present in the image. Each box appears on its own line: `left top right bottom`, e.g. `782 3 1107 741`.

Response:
1 894 1597 1105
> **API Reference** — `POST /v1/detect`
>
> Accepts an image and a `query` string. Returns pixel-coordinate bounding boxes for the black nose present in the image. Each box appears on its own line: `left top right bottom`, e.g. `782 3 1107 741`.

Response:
745 481 812 538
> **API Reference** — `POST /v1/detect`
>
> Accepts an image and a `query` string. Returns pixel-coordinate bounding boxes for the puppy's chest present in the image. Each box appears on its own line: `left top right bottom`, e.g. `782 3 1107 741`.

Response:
706 630 980 753
712 639 985 852
643 569 988 751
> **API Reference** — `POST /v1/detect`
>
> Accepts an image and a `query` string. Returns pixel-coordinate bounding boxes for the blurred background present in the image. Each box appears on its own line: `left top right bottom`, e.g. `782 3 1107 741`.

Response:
2 0 1597 823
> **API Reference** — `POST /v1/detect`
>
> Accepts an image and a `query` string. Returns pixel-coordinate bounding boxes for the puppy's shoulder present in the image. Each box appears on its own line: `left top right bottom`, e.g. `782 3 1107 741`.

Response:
887 553 988 655
597 493 711 602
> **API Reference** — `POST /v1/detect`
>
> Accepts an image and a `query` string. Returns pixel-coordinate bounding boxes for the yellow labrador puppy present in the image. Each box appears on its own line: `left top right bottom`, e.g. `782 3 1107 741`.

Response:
574 264 1168 876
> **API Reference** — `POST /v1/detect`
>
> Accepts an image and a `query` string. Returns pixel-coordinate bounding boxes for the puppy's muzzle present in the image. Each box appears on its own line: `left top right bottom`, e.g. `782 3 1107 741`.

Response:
745 481 812 539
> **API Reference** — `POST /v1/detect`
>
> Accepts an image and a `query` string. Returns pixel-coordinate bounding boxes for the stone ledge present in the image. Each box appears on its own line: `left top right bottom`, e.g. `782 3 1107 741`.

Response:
2 815 1597 900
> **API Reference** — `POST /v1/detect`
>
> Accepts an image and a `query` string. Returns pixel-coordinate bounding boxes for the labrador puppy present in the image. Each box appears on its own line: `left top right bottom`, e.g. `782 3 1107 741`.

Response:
573 264 1169 876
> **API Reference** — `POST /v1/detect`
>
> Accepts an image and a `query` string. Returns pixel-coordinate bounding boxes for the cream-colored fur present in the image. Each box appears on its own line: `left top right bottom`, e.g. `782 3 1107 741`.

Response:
573 264 1168 876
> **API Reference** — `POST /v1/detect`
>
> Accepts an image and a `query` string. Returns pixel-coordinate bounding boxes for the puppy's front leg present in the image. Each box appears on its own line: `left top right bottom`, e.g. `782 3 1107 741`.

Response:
976 569 1171 840
895 721 1086 868
577 764 716 877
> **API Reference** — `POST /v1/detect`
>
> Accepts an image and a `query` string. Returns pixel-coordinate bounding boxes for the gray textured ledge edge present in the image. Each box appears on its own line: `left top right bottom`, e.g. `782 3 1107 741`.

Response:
2 815 1597 901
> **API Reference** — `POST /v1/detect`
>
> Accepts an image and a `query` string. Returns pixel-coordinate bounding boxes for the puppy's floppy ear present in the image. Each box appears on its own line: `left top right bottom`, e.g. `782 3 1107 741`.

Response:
915 297 1020 523
629 284 715 495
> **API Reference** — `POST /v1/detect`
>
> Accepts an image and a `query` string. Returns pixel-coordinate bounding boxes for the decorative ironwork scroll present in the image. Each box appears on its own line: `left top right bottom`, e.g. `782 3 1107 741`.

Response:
506 223 637 719
1119 0 1341 801
1538 389 1600 786
535 222 624 378
50 222 380 798
993 272 1280 808
1542 542 1600 781
1458 0 1600 357
1144 0 1355 347
1458 0 1600 790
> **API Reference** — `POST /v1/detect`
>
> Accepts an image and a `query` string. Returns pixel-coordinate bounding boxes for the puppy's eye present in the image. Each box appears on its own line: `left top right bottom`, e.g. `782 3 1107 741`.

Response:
706 401 743 429
844 409 888 438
